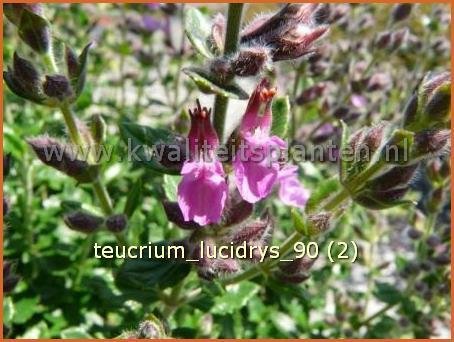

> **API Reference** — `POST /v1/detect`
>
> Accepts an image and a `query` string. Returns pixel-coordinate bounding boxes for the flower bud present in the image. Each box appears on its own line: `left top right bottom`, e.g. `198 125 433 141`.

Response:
230 218 270 246
209 58 233 83
89 114 107 146
407 227 422 240
222 190 253 227
27 136 96 183
43 75 74 102
3 52 46 104
3 261 20 294
4 4 51 54
375 31 392 49
404 72 451 131
3 196 10 216
231 46 271 77
210 13 225 53
410 129 450 162
106 214 128 233
296 83 327 105
3 154 12 178
162 201 201 230
155 136 186 172
240 4 329 62
136 315 167 338
279 255 317 274
391 4 413 23
64 210 104 233
341 123 388 183
65 43 92 98
390 28 409 51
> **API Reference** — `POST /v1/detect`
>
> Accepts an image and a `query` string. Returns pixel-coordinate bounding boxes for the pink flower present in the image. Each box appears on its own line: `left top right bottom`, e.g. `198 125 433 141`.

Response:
233 79 286 203
177 101 227 225
278 165 310 208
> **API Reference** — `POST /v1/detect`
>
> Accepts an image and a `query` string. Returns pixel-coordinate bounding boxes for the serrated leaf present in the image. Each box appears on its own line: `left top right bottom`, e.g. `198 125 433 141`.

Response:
119 121 180 174
184 8 214 58
163 174 181 202
211 281 260 315
271 96 290 137
183 67 248 100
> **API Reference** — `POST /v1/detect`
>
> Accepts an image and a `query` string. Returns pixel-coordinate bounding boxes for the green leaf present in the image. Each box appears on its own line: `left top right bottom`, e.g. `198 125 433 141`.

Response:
270 96 290 137
119 121 180 175
13 297 41 324
124 177 144 217
163 174 181 202
305 178 341 213
183 67 249 100
373 282 403 304
3 297 15 325
115 242 191 292
211 281 260 315
61 327 92 339
184 8 214 58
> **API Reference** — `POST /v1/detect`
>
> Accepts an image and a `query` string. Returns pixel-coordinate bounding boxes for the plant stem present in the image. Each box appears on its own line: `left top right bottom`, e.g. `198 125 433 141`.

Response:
213 3 244 143
42 51 123 245
222 159 387 285
359 302 397 327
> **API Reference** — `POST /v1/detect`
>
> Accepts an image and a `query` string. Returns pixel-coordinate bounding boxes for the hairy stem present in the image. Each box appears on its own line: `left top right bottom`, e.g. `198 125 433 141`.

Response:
42 51 123 246
213 3 244 143
222 159 387 285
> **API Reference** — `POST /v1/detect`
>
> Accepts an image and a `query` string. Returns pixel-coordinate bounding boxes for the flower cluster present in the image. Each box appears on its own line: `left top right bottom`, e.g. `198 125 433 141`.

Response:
176 79 310 226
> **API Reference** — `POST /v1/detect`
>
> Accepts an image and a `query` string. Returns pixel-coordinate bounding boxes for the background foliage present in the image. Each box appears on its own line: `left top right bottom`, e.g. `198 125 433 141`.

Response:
3 3 451 338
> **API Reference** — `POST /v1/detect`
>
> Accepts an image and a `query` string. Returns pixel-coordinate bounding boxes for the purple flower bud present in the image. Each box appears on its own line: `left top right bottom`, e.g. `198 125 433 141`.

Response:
222 190 253 227
426 234 441 248
3 196 10 217
64 210 104 233
412 129 450 160
210 13 226 53
3 154 12 178
407 227 422 240
307 212 331 235
106 214 128 233
27 136 95 183
391 4 413 23
279 255 317 274
296 83 327 105
209 58 234 83
278 272 311 284
230 217 271 246
162 201 201 230
231 46 271 77
240 4 329 62
43 74 74 102
5 4 51 54
432 252 450 266
155 136 186 172
375 31 392 49
367 73 391 92
369 164 418 192
136 315 166 338
390 28 409 51
3 53 45 104
3 261 20 294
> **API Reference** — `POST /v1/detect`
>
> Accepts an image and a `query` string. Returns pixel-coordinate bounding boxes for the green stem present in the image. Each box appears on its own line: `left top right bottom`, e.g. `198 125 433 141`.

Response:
213 3 244 142
359 303 397 327
222 160 387 285
60 102 85 149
